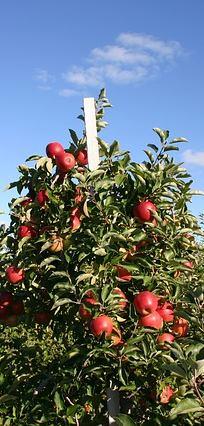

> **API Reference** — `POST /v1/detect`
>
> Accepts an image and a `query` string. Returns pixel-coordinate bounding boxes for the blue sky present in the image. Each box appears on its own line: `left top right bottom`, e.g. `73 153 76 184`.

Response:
1 0 204 223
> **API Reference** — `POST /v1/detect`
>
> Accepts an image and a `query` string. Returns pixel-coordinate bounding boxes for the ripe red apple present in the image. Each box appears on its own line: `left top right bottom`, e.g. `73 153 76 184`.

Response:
0 305 9 319
172 317 189 337
36 189 49 206
46 141 64 159
90 315 113 337
70 215 81 231
34 312 51 324
75 149 88 166
133 200 157 223
156 301 174 322
157 333 175 349
11 301 24 315
0 291 13 307
79 297 97 320
113 288 128 309
138 311 163 329
56 152 76 172
116 266 132 282
134 291 158 316
18 225 37 238
6 266 25 284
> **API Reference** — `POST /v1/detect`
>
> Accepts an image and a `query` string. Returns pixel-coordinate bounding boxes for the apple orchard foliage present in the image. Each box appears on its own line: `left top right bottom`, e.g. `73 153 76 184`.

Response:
0 90 204 425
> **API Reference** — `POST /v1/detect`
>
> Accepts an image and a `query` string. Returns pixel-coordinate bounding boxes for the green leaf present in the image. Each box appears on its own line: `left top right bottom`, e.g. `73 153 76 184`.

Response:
0 394 17 403
164 145 179 152
115 414 136 426
109 140 120 156
169 399 204 416
93 247 107 256
147 143 159 153
54 391 64 412
153 128 169 142
170 137 188 143
69 129 79 145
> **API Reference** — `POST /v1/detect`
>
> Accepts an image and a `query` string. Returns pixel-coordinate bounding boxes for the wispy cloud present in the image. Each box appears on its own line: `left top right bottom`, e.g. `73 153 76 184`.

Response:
34 69 55 91
62 32 184 88
183 149 204 166
58 88 81 97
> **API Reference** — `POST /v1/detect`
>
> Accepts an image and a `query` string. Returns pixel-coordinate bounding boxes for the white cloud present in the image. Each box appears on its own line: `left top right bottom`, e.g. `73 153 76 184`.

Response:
58 88 81 97
183 149 204 166
117 33 183 59
34 69 55 90
62 32 184 88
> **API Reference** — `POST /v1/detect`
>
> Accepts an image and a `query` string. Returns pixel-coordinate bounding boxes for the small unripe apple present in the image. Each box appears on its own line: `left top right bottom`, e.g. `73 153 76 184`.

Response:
133 200 157 223
56 152 76 172
90 315 113 337
134 291 158 316
6 266 25 284
46 142 64 159
75 149 88 166
138 311 163 329
157 333 175 349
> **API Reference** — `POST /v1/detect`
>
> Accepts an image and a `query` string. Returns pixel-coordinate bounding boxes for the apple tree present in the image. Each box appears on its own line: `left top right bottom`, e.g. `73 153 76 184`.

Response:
0 90 204 425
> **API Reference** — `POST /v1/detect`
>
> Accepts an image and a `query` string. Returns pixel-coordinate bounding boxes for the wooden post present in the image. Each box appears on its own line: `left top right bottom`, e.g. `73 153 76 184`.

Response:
83 97 120 425
83 97 99 171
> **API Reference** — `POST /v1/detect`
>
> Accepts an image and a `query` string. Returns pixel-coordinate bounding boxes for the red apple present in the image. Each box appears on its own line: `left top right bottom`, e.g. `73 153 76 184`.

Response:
134 291 158 316
18 225 37 238
34 312 51 324
133 200 157 223
157 333 175 349
116 266 132 282
56 152 76 172
6 266 25 284
90 315 113 337
113 288 128 309
75 149 88 166
79 297 97 320
70 215 81 231
11 301 24 315
138 311 163 329
46 141 64 159
0 291 13 307
36 189 49 206
156 301 174 322
172 317 189 337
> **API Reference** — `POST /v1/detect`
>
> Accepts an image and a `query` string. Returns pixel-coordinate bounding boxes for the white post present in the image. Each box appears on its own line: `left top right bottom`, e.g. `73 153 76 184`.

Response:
83 97 119 425
83 97 99 171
